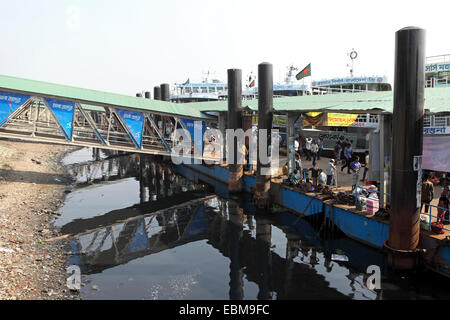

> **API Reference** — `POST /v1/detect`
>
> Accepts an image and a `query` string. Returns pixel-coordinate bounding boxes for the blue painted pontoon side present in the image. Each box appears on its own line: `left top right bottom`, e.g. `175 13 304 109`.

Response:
324 204 390 249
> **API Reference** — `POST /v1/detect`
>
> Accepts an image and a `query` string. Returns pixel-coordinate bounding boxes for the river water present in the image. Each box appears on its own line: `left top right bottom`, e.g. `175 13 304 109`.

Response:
56 148 450 300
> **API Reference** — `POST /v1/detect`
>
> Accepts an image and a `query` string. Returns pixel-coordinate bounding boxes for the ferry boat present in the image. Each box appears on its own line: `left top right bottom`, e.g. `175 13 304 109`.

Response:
170 66 308 103
170 71 227 103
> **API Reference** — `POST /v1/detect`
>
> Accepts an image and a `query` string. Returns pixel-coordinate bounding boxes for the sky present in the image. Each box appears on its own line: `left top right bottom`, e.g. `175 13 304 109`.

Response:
0 0 448 96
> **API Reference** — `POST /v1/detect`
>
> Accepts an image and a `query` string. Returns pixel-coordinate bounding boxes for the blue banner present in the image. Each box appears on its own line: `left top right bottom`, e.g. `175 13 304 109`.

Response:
0 91 30 127
45 98 75 140
181 119 206 156
116 109 144 149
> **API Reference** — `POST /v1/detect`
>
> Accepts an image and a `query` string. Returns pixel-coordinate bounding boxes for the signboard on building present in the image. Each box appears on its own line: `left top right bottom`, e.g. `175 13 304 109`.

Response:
327 113 359 127
311 76 387 87
302 112 377 128
252 115 287 127
423 126 450 135
425 63 450 73
299 129 358 149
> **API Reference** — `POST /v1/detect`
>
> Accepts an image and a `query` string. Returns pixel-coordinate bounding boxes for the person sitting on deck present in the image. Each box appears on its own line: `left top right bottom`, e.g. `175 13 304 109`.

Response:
288 169 301 185
309 162 321 189
282 162 289 176
326 159 336 186
318 170 327 186
305 178 314 192
437 196 449 225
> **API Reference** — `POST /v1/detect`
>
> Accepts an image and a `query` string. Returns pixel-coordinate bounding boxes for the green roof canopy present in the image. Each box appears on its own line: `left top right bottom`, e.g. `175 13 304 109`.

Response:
185 87 450 115
1 74 449 120
0 74 211 120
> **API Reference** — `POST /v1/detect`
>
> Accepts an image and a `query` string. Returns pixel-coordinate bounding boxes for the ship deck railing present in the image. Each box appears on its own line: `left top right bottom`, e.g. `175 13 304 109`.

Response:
354 186 450 232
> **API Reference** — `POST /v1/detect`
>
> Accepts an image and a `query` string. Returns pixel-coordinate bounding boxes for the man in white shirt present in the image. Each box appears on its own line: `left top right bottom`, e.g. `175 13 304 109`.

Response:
305 137 312 161
311 140 319 164
326 159 336 186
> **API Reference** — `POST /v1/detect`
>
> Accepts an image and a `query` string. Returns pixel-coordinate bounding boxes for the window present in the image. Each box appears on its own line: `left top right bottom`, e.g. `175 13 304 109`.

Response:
201 87 207 93
369 115 379 123
356 114 367 123
193 87 199 93
423 115 431 127
434 115 447 127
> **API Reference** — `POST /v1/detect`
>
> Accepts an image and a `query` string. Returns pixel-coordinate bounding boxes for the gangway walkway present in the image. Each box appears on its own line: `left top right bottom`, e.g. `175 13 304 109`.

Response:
0 74 214 159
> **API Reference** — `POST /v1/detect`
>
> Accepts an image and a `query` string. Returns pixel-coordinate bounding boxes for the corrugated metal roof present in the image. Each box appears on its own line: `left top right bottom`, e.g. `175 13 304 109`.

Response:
1 74 448 118
186 87 450 114
0 74 211 120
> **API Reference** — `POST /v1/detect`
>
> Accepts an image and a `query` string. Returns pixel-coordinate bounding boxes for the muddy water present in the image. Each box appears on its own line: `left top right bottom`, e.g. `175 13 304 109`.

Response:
56 148 450 300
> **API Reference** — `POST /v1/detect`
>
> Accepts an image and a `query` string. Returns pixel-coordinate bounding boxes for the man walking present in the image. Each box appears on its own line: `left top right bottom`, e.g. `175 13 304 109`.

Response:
334 141 342 164
349 156 361 191
341 142 353 174
361 151 369 182
317 138 323 160
311 139 319 163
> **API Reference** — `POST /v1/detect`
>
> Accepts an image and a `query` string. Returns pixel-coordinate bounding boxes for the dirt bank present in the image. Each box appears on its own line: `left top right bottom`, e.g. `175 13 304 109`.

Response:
0 139 77 300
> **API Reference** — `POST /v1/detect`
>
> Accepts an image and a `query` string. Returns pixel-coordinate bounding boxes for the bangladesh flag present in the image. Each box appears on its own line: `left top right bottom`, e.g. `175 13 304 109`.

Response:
182 78 190 85
296 63 311 80
249 79 255 88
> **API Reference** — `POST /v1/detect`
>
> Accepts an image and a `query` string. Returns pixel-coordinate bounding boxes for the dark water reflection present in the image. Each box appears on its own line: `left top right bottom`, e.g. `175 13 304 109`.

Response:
57 148 450 300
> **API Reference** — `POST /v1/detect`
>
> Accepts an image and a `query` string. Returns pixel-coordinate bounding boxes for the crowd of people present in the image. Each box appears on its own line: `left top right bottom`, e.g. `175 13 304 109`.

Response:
282 135 450 234
284 136 368 192
421 172 450 225
286 135 450 226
